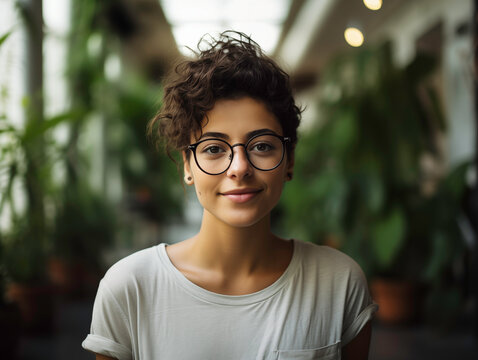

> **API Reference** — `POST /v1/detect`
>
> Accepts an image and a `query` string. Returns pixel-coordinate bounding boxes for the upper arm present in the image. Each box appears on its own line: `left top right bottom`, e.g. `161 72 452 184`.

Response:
95 354 117 360
84 279 133 358
342 321 372 360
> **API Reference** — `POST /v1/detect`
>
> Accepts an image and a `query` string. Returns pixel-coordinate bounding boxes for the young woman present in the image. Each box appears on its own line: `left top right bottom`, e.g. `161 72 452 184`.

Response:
82 31 378 360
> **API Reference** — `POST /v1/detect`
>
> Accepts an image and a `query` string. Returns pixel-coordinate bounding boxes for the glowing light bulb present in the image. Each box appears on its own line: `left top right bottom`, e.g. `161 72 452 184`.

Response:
363 0 382 11
344 27 364 47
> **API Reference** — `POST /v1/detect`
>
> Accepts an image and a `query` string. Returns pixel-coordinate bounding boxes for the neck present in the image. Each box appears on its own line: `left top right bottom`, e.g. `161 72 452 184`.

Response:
190 209 278 275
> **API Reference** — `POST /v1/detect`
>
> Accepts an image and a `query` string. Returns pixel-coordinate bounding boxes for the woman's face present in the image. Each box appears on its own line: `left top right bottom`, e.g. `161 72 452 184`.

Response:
183 97 294 228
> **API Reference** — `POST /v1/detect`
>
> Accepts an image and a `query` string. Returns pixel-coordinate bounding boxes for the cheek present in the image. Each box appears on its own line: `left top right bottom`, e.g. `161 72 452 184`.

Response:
191 173 217 204
194 186 207 207
270 183 284 203
266 173 286 203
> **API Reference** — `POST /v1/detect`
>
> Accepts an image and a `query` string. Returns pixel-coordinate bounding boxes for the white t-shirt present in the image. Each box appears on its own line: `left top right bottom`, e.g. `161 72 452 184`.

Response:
82 239 378 360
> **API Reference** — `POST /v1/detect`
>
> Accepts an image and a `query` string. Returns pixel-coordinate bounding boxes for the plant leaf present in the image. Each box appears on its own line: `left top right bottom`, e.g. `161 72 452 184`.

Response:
423 232 450 281
0 31 12 48
371 207 406 269
22 111 80 142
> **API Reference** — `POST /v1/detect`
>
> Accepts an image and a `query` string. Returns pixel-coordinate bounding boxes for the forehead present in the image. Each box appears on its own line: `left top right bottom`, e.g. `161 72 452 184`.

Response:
195 97 282 141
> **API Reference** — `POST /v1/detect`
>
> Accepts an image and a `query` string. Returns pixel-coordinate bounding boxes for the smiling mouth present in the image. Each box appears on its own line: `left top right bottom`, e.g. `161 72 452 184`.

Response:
220 189 263 203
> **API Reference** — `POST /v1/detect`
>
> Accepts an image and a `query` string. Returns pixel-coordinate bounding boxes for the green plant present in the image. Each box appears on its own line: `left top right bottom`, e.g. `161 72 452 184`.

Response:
419 161 471 326
1 219 47 284
113 78 183 221
279 42 468 282
0 26 74 283
64 0 183 224
0 110 75 283
278 43 473 328
52 182 116 270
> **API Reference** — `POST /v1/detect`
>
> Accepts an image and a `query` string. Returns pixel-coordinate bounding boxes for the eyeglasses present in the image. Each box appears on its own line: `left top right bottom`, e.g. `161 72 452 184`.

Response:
187 133 290 175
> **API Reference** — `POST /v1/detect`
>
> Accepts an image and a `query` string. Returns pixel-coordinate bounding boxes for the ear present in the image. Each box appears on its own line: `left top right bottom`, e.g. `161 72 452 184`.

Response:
182 151 194 185
285 152 295 181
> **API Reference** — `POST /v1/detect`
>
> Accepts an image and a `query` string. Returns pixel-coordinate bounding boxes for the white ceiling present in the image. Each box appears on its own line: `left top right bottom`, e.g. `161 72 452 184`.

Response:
118 0 416 88
160 0 292 55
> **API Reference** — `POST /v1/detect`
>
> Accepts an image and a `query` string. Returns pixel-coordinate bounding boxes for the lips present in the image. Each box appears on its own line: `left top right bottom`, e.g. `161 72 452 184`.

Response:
220 188 263 203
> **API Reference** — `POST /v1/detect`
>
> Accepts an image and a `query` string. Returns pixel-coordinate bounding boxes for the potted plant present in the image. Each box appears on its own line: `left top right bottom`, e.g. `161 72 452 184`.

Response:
0 109 73 332
0 6 83 329
0 86 73 333
278 42 471 326
50 181 116 297
1 218 55 334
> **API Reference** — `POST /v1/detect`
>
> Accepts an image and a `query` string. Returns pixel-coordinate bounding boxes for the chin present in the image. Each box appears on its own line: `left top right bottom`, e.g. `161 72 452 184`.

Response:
218 210 270 228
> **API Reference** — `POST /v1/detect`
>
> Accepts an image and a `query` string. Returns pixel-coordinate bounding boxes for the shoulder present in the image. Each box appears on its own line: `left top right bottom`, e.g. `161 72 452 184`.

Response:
294 240 367 284
105 245 160 277
99 244 165 297
296 240 361 270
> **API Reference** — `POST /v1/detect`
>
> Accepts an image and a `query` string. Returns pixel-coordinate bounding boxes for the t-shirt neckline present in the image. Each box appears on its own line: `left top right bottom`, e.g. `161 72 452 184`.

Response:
156 239 301 306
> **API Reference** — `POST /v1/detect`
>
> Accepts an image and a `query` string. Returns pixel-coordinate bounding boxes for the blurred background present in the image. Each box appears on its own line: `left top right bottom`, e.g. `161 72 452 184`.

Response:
0 0 477 359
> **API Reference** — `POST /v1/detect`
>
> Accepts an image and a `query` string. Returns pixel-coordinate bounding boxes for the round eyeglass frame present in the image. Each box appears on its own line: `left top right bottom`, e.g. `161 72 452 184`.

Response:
187 133 291 175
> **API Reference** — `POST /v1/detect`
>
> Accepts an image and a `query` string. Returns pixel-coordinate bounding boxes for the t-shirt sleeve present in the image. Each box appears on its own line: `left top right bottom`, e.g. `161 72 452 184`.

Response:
82 279 133 360
340 259 378 345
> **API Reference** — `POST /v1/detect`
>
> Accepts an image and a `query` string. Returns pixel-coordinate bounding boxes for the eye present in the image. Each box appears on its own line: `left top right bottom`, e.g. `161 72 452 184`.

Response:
249 142 274 152
204 145 225 154
200 143 228 156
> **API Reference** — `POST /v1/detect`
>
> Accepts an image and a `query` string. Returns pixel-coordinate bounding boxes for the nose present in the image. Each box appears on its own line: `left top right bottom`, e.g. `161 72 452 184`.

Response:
226 145 252 179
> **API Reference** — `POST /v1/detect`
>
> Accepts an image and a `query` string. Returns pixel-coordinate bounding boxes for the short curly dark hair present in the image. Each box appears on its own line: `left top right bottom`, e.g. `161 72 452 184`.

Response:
148 31 302 158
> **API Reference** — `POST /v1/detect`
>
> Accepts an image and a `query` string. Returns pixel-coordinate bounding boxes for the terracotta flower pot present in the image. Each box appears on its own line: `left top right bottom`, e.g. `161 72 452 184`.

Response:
47 257 99 298
371 278 419 325
48 257 73 291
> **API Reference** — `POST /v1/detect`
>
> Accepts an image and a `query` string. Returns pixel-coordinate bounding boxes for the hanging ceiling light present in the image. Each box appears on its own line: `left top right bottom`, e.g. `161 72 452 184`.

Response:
363 0 382 11
344 27 364 47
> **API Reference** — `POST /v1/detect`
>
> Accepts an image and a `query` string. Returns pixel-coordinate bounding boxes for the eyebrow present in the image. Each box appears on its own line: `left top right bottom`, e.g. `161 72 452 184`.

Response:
199 128 280 141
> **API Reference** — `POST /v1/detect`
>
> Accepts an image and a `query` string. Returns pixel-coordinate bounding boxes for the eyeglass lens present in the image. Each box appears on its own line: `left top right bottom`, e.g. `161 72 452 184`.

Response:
194 134 285 174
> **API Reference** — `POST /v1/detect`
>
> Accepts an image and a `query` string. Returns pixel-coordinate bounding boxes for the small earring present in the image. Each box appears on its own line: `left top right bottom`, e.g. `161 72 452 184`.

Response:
287 173 293 180
185 176 192 183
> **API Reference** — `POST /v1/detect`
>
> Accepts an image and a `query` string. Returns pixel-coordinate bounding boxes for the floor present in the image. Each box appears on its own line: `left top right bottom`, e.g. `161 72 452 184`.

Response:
13 299 478 359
